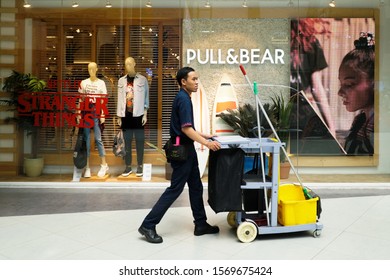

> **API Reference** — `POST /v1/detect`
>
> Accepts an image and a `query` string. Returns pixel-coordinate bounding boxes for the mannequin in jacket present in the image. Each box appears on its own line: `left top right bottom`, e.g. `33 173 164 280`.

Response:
117 57 149 177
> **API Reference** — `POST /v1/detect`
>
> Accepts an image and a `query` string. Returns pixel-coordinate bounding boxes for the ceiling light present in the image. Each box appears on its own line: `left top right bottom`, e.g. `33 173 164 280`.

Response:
288 0 294 7
23 1 31 8
105 1 112 8
72 2 79 8
379 0 385 6
146 1 152 8
242 1 248 8
329 0 336 7
205 1 211 8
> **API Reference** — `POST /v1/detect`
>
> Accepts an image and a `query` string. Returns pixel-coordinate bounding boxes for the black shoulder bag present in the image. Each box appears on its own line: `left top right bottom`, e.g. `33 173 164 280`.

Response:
73 127 87 169
163 136 188 162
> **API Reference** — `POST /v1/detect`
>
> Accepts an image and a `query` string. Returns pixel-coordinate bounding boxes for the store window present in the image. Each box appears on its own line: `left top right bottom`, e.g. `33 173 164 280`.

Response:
36 21 181 156
0 0 386 179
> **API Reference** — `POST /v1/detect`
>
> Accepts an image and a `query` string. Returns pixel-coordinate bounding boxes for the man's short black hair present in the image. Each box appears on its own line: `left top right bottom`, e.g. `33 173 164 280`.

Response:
176 67 195 87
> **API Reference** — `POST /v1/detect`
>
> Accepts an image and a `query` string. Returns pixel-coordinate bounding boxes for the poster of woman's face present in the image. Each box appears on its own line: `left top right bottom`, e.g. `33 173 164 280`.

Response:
290 18 375 156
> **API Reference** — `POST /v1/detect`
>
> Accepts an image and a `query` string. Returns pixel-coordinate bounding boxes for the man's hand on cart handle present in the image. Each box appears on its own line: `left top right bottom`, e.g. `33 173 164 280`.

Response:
205 139 221 151
201 133 220 151
182 127 220 151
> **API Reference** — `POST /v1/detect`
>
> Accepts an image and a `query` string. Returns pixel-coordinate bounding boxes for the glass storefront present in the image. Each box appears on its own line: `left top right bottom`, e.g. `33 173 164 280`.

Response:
0 0 388 181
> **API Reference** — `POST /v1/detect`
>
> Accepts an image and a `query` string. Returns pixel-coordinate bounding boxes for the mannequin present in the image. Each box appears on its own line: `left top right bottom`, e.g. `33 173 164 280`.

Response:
78 62 109 178
117 57 149 177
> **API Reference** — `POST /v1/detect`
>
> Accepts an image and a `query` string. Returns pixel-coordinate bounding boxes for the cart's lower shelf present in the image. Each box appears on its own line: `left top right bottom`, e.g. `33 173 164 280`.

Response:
228 211 323 243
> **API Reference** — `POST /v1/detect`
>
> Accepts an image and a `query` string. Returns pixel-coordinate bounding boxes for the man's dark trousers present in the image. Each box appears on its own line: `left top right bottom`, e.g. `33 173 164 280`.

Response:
142 145 208 229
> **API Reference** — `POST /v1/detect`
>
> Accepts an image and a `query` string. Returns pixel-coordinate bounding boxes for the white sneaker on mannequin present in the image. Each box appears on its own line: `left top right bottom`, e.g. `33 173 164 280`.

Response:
98 164 109 177
84 168 91 178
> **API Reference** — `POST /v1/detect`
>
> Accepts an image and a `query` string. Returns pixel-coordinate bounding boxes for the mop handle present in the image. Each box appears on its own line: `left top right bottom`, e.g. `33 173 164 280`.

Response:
239 65 304 186
239 65 281 143
242 68 269 224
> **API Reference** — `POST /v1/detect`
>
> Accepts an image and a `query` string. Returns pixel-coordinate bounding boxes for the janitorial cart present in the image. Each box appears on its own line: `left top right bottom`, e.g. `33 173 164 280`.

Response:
208 66 323 243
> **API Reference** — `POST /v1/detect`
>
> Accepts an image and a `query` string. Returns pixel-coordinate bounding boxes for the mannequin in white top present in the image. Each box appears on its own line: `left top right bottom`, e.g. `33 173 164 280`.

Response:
78 62 109 178
117 57 149 177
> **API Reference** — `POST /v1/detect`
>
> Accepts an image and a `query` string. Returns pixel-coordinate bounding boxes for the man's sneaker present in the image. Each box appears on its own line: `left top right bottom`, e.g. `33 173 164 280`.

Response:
97 164 109 178
122 166 132 177
136 165 143 177
83 168 91 178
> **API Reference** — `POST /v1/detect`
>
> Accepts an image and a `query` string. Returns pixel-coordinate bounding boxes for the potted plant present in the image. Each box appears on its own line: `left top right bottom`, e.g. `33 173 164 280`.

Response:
2 70 47 176
219 103 272 138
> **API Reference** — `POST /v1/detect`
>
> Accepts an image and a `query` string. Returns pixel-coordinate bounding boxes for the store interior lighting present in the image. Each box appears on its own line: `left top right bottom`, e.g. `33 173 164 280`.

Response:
288 0 294 7
205 1 211 8
329 0 336 7
242 1 248 8
23 1 31 8
72 2 79 8
146 1 152 8
105 1 112 8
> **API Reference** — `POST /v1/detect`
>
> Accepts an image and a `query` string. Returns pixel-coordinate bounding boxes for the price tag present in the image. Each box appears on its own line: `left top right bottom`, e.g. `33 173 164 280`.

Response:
142 163 152 181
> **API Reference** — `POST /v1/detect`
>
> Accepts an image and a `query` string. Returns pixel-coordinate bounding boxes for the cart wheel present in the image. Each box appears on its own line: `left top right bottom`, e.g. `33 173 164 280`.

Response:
236 221 257 243
227 212 238 228
313 230 322 238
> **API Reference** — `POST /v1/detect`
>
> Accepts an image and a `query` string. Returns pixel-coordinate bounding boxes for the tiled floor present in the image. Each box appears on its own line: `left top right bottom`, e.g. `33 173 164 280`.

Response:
1 180 390 260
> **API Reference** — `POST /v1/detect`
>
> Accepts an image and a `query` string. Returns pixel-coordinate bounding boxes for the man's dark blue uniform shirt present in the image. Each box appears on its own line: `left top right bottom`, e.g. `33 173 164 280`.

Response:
170 88 194 145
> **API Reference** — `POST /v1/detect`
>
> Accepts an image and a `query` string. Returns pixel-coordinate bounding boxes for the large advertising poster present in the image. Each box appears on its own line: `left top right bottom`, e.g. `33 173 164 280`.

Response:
290 18 375 156
183 17 375 157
